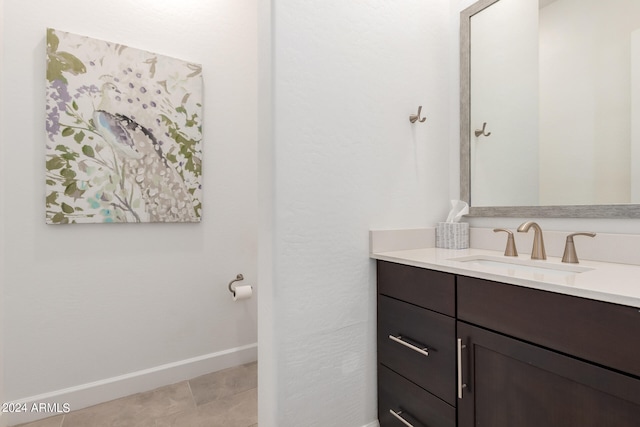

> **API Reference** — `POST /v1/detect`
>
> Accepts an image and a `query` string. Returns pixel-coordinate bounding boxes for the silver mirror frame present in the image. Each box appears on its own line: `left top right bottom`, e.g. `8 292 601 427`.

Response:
460 0 640 218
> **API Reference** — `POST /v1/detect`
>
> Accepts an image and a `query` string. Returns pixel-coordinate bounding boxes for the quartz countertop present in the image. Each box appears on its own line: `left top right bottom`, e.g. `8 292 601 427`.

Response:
371 247 640 309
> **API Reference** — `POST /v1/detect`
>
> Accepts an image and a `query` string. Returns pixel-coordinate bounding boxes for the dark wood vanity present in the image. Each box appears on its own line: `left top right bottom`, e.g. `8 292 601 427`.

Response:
377 260 640 427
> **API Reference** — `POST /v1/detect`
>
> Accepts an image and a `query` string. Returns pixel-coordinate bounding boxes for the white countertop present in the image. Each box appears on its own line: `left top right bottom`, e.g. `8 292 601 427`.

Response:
371 247 640 309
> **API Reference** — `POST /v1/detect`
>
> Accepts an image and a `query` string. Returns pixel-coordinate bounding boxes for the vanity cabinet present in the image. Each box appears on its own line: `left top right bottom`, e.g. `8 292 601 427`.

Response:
376 260 640 427
377 261 456 427
457 276 640 426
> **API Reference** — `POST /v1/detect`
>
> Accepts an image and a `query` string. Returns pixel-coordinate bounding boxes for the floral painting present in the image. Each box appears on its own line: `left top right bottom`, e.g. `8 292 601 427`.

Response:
45 28 202 224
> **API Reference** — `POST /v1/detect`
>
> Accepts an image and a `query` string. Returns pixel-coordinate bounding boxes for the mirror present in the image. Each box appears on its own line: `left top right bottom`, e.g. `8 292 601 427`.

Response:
460 0 640 217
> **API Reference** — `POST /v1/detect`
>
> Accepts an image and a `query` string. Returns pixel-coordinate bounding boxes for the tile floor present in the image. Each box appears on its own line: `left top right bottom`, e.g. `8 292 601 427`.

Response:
15 362 257 427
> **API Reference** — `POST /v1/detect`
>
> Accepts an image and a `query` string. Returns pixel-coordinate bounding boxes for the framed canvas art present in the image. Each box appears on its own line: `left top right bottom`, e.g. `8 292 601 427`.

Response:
45 28 203 224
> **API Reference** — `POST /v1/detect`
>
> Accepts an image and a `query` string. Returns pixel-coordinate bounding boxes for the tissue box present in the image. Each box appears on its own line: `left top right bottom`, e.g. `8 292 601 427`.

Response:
436 222 469 249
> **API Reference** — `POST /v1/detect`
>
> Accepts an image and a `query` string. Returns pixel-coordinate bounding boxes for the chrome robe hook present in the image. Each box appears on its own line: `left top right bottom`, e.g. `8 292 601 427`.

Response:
475 122 491 137
409 106 427 123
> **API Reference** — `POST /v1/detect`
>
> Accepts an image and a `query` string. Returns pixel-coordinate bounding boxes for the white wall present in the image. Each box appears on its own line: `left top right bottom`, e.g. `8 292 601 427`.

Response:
257 1 276 425
2 0 257 421
261 1 452 425
0 0 5 424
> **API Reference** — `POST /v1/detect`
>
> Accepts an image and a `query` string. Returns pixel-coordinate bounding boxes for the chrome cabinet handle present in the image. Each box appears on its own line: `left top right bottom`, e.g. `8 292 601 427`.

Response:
457 338 467 399
388 335 429 357
389 409 415 427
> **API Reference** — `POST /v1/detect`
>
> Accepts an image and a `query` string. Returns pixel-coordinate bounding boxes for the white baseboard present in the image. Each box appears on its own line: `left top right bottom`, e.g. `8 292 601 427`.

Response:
6 343 257 426
362 421 380 427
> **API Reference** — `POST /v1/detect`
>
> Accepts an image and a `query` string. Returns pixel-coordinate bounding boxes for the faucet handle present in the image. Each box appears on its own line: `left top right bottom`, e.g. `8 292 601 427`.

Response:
493 228 518 257
562 232 596 264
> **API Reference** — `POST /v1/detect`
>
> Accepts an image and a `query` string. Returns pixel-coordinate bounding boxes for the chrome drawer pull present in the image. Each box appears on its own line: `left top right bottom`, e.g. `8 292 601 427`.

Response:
457 338 467 399
389 409 415 427
388 335 429 357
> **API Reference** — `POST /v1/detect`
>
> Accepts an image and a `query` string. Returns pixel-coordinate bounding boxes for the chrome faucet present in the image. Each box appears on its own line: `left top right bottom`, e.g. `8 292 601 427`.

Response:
493 228 518 257
562 232 596 263
517 221 546 260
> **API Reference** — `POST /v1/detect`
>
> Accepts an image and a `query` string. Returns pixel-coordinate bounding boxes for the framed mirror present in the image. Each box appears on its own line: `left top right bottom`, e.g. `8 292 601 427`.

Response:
460 0 640 217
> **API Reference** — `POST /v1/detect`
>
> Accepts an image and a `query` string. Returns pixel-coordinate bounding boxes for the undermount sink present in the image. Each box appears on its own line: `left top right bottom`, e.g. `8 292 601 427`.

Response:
449 254 594 277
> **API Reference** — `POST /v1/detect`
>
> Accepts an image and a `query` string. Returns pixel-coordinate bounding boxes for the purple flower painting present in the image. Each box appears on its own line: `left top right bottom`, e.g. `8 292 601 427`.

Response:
45 28 203 224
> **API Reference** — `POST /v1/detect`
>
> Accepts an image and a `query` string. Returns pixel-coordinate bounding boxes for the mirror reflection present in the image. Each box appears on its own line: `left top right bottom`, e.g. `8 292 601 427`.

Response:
469 0 640 208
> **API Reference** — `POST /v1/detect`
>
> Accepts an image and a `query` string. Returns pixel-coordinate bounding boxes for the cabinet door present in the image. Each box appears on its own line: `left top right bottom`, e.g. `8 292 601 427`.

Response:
457 321 640 427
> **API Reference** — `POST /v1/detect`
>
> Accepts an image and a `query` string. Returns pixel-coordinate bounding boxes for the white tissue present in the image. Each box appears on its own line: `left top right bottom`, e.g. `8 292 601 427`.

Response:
445 200 469 223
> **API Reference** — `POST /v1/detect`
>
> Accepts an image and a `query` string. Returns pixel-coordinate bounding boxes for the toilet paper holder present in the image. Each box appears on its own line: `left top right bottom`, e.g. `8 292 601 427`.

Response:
228 274 244 295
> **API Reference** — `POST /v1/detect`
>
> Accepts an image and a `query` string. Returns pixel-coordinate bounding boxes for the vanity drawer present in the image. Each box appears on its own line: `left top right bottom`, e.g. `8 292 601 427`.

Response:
378 295 456 405
378 364 455 427
458 275 640 377
377 260 455 316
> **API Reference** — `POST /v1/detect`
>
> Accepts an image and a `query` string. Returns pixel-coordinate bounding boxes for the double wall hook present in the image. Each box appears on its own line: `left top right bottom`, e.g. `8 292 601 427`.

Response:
409 106 427 123
474 122 491 137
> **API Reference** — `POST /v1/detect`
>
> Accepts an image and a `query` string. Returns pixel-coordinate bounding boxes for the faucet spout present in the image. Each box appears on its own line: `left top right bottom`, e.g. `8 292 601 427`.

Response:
517 221 546 260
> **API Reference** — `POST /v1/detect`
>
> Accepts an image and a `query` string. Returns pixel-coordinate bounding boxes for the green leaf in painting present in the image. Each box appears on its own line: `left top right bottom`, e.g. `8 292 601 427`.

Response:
185 158 194 173
51 212 66 224
159 114 173 126
46 58 67 84
46 156 65 170
46 29 86 84
64 181 85 200
46 191 59 207
64 181 78 196
46 179 56 186
61 203 74 214
61 152 78 161
74 131 85 143
55 144 69 152
46 28 60 53
82 145 95 158
186 116 197 127
62 127 74 137
56 52 87 76
61 168 77 179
